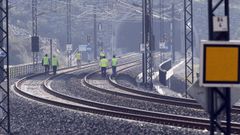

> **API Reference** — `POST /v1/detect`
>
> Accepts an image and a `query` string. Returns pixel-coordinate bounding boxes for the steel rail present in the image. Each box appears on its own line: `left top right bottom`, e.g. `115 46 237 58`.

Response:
107 66 240 114
44 62 240 133
13 53 240 134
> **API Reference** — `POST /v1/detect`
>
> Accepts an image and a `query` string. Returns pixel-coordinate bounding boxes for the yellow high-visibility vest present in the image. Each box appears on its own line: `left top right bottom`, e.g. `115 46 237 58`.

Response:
43 56 49 65
111 58 118 67
100 52 105 57
76 53 81 60
52 57 58 66
100 58 108 67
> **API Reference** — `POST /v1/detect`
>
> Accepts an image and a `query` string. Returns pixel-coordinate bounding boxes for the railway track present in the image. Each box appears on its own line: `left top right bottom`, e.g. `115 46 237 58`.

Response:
67 62 240 133
82 62 240 133
107 66 240 114
83 59 240 116
14 53 240 134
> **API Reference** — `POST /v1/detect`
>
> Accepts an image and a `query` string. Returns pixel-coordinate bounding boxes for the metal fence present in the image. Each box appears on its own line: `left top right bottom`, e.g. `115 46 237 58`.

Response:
8 52 136 79
9 61 79 79
9 63 45 78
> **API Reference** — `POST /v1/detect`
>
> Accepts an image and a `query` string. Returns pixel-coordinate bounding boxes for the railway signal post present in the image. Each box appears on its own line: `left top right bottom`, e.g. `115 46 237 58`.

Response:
32 0 39 72
203 0 231 134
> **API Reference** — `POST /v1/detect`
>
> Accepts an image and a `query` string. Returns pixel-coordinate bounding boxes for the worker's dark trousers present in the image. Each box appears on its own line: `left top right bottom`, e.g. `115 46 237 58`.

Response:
112 66 117 77
77 60 81 67
53 66 57 75
101 67 106 77
44 65 49 74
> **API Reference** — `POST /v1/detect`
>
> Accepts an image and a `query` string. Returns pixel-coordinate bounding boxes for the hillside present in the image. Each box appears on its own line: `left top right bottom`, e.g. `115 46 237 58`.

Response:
8 0 240 65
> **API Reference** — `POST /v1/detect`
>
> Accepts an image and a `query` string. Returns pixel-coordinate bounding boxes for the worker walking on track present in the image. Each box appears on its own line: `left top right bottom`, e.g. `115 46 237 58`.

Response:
99 56 108 77
111 55 118 77
52 55 59 75
99 49 105 59
42 54 50 74
76 51 81 68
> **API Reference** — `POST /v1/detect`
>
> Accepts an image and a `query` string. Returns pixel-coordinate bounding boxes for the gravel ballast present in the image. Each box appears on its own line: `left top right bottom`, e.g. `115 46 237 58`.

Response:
7 63 235 134
51 69 240 123
52 73 210 118
10 85 208 135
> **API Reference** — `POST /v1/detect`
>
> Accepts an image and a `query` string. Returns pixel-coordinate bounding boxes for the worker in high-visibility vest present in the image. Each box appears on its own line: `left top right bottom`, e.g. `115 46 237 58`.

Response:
51 55 59 75
42 54 50 74
99 49 105 59
75 51 81 67
111 55 118 77
99 56 108 77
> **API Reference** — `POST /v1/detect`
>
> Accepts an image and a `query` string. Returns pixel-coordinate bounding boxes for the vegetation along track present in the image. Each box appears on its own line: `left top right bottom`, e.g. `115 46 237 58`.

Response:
14 53 240 133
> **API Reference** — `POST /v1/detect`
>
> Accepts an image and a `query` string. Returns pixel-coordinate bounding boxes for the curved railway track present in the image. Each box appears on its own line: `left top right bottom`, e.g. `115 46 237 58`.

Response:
113 71 240 110
14 53 240 134
83 59 240 114
108 65 240 114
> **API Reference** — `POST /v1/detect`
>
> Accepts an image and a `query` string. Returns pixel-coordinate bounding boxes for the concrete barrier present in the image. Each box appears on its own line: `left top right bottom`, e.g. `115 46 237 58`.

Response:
159 59 172 86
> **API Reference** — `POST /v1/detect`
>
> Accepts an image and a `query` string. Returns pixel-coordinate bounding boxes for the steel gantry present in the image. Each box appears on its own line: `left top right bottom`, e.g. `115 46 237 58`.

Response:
0 0 10 134
142 0 154 89
184 0 194 96
32 0 39 71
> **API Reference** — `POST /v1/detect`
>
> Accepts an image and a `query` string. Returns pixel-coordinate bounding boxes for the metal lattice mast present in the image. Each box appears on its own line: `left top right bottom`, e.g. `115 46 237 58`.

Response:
142 0 153 89
0 0 10 133
184 0 193 96
93 6 97 60
67 0 71 44
32 0 37 37
32 0 38 70
159 0 162 62
171 3 175 63
66 0 71 66
159 0 165 62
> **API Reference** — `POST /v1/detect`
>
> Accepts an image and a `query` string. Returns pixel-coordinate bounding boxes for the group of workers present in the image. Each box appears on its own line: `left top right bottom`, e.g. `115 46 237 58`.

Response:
42 54 59 75
99 50 118 77
42 49 118 77
42 51 81 75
